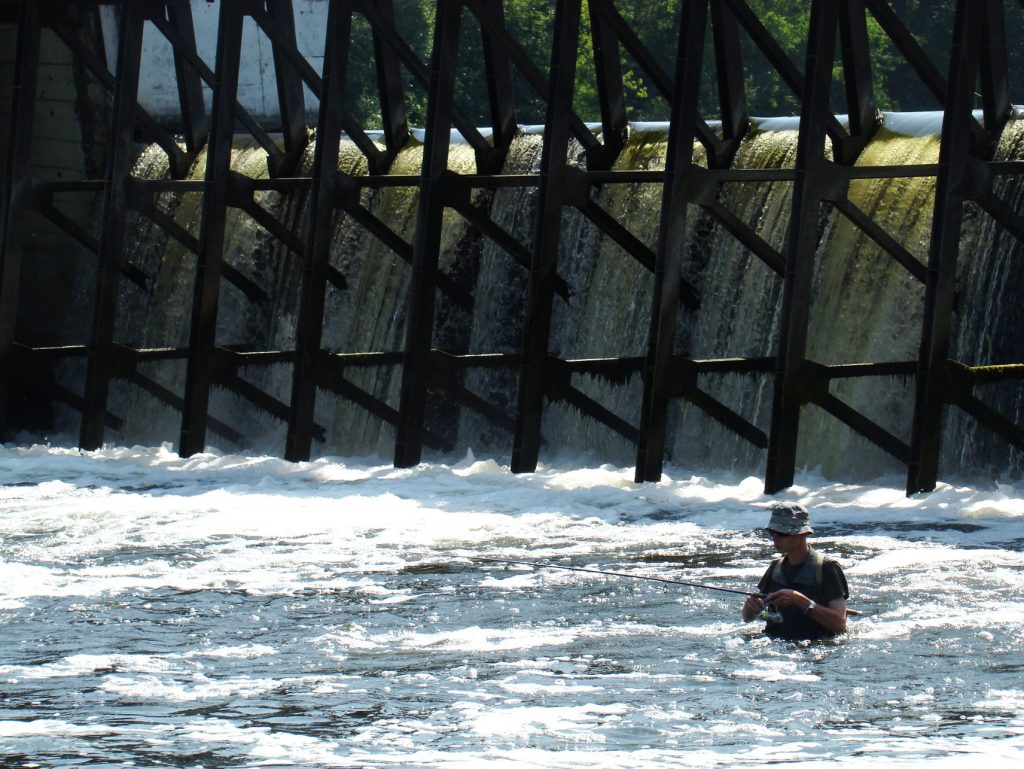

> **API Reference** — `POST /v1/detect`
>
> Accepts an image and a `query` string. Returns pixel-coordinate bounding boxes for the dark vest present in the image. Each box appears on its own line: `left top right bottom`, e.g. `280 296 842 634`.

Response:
763 548 832 641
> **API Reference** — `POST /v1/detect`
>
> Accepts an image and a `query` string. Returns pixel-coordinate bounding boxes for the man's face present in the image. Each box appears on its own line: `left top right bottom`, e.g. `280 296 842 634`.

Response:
768 529 799 554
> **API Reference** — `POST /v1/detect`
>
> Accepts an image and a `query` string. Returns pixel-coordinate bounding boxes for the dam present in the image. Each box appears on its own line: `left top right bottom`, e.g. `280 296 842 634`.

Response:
1 0 1023 495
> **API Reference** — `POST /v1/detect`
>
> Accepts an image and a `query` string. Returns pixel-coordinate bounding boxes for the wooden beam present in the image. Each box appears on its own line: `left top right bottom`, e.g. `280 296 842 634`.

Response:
179 0 246 457
634 0 709 482
80 2 146 450
907 0 984 494
287 0 353 462
510 0 582 473
394 0 463 468
765 0 841 494
0 0 40 439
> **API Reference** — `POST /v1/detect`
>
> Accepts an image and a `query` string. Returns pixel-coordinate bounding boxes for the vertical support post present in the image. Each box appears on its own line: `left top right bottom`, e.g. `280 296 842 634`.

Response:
266 0 308 176
393 0 463 468
286 0 353 463
479 0 517 172
634 0 709 483
906 0 983 494
710 0 747 167
79 2 147 450
588 0 627 166
371 0 409 168
0 1 41 439
167 0 209 162
977 0 1010 143
510 0 582 473
837 0 877 163
179 0 245 457
764 0 840 494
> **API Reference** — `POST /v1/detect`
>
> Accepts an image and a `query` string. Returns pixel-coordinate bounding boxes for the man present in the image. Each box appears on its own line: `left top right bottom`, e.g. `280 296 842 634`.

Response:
741 502 849 640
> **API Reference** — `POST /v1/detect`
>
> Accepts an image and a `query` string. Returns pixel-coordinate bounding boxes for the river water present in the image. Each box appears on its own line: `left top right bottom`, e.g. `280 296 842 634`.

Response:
1 443 1023 767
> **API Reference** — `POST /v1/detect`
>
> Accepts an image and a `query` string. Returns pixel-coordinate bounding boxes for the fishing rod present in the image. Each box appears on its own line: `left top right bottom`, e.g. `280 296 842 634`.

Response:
471 556 863 616
471 556 759 597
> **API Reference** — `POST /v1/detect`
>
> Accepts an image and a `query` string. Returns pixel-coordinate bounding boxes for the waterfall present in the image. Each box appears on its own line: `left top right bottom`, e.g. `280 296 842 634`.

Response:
947 118 1024 477
81 113 1023 480
802 123 941 479
668 126 797 474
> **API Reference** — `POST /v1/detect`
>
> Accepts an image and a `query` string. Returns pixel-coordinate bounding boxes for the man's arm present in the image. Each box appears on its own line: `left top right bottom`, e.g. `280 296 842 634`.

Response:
809 596 847 634
814 560 849 633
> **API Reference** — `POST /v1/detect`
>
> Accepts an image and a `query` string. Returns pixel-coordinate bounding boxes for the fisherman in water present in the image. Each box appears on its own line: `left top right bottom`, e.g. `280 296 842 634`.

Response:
741 503 849 640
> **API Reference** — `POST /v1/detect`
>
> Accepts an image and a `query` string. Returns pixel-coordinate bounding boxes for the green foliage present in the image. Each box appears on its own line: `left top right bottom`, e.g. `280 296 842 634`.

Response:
344 0 1024 130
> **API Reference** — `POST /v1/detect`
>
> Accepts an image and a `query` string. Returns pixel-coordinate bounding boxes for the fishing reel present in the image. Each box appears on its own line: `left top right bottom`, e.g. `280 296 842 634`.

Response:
760 601 783 624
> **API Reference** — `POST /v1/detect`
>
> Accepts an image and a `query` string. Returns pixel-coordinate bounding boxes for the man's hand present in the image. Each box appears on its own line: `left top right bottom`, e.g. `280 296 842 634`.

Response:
765 588 848 633
741 593 765 622
764 588 811 610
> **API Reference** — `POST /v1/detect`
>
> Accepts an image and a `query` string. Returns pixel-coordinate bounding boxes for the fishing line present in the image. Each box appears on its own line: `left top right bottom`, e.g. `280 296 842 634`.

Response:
469 556 862 616
470 556 760 597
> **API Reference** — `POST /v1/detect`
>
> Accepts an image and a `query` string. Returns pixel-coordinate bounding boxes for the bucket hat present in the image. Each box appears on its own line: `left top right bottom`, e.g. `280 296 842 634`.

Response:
765 502 813 535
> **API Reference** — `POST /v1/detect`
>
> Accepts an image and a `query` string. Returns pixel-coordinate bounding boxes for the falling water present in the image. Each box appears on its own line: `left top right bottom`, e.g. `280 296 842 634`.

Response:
70 113 1024 481
802 123 940 479
948 118 1024 476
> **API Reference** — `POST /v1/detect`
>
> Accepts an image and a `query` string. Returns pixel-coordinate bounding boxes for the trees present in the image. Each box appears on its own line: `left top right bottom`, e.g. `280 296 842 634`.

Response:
348 1 1023 128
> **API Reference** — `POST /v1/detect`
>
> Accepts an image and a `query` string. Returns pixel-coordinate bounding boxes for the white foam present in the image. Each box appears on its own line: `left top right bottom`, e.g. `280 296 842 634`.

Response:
0 653 181 680
183 644 277 659
100 673 283 702
459 701 629 740
177 717 348 763
0 718 116 738
4 444 1024 768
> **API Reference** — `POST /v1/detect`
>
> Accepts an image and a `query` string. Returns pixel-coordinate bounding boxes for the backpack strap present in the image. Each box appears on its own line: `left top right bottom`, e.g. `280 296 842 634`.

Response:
810 547 824 588
770 556 785 586
771 549 825 590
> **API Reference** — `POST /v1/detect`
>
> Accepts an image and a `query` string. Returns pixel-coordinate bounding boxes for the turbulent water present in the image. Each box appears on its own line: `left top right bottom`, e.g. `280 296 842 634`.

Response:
9 114 1022 764
1 444 1023 767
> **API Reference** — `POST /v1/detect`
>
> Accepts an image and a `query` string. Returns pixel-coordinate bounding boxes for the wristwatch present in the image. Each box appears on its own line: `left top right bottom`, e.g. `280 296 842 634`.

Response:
804 600 816 614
